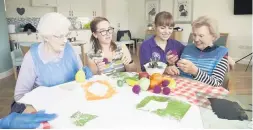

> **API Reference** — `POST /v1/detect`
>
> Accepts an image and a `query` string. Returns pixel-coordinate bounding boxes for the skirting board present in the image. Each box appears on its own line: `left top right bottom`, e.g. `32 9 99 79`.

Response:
0 68 13 79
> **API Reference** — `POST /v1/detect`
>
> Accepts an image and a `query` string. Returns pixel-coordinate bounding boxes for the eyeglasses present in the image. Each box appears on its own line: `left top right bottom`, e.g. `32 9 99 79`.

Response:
97 27 114 36
53 32 71 39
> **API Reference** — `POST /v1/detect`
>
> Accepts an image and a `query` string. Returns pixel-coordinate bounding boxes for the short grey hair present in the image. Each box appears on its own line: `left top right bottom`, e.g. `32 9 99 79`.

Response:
37 12 71 36
192 16 220 40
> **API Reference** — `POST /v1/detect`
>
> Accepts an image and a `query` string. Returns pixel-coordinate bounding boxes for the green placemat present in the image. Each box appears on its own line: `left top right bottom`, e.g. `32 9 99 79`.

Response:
70 111 98 126
136 96 191 120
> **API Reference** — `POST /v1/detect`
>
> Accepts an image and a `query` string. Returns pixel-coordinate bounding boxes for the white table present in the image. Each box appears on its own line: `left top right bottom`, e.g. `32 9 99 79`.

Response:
18 76 252 129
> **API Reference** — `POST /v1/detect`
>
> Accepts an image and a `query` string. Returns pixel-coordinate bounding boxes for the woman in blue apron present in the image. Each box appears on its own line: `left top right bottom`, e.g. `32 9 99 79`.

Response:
11 12 92 113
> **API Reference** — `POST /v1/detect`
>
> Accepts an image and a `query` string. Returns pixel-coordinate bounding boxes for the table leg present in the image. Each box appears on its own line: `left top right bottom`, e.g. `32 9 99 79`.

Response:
13 66 17 80
80 44 85 66
133 43 135 54
245 56 252 71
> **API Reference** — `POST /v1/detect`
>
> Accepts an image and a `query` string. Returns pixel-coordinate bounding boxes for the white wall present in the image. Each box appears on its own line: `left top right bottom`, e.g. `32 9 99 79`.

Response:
128 0 146 38
128 0 252 63
105 0 129 31
5 0 55 17
128 0 174 38
5 0 252 63
191 0 252 63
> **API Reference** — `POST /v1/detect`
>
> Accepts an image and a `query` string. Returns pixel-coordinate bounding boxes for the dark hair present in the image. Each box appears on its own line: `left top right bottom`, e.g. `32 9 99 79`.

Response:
154 11 175 27
90 17 117 54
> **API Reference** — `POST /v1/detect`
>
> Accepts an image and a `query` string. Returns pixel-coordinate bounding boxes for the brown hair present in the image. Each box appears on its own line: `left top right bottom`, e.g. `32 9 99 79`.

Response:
154 11 175 27
90 17 117 54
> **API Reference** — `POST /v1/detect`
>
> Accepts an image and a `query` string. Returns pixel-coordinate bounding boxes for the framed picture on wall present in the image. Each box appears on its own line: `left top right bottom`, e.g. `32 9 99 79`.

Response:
173 0 193 24
145 0 160 24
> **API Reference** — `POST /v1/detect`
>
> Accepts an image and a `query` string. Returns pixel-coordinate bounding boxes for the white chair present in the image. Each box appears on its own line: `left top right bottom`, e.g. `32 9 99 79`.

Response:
116 30 135 54
116 40 135 54
11 48 23 80
11 42 34 80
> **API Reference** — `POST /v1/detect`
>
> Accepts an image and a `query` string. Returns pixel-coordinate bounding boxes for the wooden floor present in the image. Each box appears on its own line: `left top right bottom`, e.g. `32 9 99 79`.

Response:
0 54 252 118
228 64 252 95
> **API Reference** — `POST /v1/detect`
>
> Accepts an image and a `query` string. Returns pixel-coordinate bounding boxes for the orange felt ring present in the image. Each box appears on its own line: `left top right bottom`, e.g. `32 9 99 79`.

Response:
82 80 116 100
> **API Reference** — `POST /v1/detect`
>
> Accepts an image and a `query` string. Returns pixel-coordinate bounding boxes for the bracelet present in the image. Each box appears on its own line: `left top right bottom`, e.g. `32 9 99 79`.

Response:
167 62 175 66
128 60 134 65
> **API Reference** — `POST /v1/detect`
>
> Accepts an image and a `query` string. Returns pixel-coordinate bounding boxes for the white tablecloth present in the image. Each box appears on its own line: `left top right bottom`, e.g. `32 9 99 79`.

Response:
18 75 251 129
18 75 203 129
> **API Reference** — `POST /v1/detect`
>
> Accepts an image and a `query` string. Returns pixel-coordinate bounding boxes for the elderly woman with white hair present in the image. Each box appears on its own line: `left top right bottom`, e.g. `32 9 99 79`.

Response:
11 12 92 113
167 16 229 87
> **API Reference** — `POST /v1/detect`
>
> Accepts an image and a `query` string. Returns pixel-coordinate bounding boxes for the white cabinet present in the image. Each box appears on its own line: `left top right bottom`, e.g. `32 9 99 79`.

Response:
31 0 58 7
9 33 41 43
70 30 92 53
57 0 102 17
9 30 92 53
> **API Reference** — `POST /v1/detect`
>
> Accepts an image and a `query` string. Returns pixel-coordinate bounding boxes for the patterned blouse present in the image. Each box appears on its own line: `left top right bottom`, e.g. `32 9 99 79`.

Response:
87 43 126 74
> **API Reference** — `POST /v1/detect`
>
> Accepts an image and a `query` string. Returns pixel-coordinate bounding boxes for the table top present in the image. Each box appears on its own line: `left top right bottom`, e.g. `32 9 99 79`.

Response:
70 40 86 46
20 73 252 129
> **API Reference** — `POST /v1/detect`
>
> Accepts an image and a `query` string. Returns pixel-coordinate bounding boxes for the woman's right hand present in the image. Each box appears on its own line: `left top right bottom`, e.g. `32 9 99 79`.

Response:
94 59 106 74
165 65 180 76
166 51 179 65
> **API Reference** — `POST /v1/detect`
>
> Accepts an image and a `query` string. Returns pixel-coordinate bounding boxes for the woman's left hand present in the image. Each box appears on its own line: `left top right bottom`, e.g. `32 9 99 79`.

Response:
177 59 198 76
121 44 133 65
122 55 132 65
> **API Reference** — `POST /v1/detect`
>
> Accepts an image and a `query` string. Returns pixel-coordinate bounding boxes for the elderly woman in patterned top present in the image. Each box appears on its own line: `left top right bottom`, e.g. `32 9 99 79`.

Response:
87 17 137 75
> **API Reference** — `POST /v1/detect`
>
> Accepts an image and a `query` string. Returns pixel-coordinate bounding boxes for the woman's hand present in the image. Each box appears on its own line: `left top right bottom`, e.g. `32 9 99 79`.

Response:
227 56 235 71
166 51 179 65
122 55 132 65
121 44 133 65
165 65 180 75
177 59 198 76
121 44 136 71
94 59 106 73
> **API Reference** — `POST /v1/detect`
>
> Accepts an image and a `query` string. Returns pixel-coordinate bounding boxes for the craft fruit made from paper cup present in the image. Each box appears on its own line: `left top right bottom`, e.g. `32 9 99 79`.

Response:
117 80 124 87
75 69 86 83
162 87 171 95
103 58 109 64
125 77 139 86
153 85 162 94
149 73 163 89
132 85 141 94
138 72 149 79
139 77 150 91
171 50 178 55
163 76 176 89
